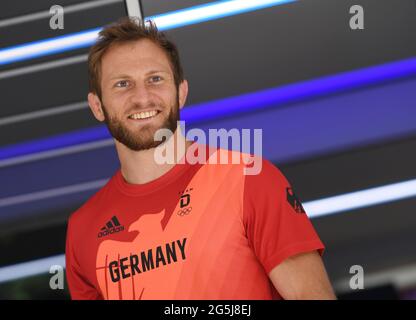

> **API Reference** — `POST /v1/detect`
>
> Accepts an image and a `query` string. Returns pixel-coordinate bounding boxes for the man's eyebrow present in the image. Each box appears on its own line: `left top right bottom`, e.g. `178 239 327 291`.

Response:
109 74 132 81
145 70 170 75
109 70 170 81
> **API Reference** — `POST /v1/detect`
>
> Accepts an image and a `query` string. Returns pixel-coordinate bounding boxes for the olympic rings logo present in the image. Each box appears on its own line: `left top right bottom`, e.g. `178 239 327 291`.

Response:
177 206 192 216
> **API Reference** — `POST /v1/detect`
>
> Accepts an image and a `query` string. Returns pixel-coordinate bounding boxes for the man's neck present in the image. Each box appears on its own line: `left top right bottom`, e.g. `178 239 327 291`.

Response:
116 128 193 185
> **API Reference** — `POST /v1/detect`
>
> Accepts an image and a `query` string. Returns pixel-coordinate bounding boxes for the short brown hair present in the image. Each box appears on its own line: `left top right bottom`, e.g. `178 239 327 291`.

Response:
88 17 184 99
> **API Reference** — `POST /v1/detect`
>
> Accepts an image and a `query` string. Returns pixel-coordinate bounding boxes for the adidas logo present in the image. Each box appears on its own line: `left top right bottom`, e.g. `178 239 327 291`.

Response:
98 216 125 238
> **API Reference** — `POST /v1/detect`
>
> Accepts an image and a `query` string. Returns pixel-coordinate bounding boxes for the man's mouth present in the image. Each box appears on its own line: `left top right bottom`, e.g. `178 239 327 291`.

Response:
127 110 160 120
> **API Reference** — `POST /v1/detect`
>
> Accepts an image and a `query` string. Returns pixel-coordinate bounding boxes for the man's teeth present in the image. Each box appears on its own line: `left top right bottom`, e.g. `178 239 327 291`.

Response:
129 110 158 120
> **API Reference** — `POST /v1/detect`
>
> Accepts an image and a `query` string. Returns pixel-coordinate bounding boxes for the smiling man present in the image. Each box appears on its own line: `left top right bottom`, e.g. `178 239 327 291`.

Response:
65 17 336 300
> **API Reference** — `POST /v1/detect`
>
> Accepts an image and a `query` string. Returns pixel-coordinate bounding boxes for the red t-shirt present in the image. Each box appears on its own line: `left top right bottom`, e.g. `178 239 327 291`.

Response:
65 143 324 300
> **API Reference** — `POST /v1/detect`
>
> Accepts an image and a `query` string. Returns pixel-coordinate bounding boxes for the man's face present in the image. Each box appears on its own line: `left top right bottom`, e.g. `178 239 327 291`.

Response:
96 39 181 151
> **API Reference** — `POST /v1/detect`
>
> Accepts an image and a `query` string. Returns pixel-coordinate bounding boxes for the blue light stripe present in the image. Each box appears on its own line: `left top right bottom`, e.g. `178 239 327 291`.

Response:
184 57 416 122
0 0 295 66
305 178 416 218
153 0 296 30
0 28 101 66
0 126 109 160
0 57 415 161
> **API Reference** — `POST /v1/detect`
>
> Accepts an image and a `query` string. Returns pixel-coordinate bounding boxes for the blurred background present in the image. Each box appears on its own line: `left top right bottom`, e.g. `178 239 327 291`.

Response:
0 0 416 299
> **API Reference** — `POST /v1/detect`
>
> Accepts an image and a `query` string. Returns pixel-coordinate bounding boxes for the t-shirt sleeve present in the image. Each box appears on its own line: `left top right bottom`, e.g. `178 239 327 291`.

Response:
65 218 102 300
243 158 325 275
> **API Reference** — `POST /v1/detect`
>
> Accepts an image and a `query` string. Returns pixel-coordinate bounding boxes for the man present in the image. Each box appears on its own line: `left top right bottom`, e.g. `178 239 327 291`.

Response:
65 17 336 300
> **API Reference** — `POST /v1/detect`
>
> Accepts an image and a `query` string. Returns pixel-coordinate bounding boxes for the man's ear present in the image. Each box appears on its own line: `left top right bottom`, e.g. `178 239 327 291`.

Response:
178 80 189 110
87 92 105 122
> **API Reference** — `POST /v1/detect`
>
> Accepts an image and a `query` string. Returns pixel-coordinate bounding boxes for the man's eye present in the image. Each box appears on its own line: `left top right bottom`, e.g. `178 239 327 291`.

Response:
149 76 162 83
115 80 129 88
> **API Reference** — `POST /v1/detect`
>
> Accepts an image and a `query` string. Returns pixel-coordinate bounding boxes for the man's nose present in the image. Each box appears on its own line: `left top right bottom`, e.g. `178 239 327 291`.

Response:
130 82 153 106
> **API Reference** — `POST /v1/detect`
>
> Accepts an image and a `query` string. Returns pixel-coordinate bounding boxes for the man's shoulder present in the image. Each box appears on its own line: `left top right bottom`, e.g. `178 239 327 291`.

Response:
207 146 283 178
68 173 117 227
238 153 288 192
196 145 287 186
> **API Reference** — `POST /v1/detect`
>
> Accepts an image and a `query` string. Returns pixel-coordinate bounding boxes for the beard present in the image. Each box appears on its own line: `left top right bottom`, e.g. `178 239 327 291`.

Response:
101 96 180 152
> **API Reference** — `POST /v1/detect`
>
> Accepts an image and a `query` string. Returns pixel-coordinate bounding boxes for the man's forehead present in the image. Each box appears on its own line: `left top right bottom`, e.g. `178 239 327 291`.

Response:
101 39 172 77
